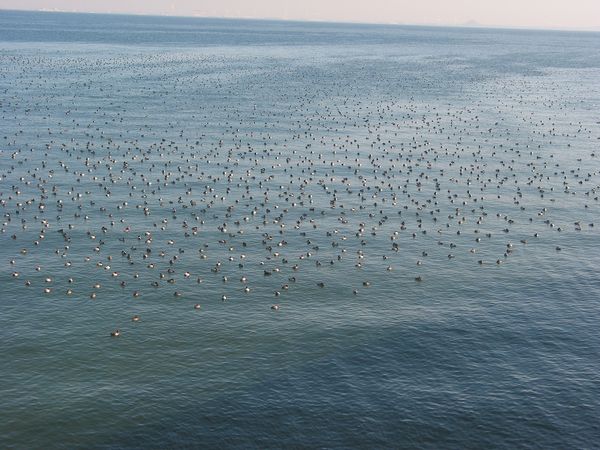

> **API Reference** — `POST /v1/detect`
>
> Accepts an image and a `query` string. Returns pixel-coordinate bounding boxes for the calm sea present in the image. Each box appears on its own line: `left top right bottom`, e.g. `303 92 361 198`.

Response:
1 9 600 449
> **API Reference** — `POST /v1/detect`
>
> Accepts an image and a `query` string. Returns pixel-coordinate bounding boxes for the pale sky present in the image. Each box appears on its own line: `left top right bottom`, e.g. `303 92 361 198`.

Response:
1 0 600 30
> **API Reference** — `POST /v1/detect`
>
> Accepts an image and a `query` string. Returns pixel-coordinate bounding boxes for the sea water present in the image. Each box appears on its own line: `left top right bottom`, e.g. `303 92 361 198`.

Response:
1 10 600 449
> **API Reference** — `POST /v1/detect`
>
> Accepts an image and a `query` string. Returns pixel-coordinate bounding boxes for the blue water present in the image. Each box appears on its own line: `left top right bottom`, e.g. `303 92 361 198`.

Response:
1 9 600 449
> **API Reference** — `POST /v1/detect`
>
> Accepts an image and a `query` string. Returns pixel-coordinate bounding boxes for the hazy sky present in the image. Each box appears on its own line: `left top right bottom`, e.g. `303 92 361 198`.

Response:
2 0 599 30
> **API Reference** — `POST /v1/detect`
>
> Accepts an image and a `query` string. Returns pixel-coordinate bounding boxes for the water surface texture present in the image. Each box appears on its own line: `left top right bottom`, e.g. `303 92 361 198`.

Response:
1 10 600 449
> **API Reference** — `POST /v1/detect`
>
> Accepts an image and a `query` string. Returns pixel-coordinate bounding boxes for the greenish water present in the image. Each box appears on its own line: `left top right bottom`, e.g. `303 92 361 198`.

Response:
1 9 600 449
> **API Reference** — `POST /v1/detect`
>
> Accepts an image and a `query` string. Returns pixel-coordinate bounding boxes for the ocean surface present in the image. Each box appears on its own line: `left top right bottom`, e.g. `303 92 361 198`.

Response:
1 9 600 449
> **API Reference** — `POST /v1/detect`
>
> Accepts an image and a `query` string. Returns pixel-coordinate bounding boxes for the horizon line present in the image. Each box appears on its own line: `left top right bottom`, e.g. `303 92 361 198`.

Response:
1 7 600 33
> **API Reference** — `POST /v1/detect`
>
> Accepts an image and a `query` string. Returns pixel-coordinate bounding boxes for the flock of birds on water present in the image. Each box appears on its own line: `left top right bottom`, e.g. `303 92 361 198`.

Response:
1 51 599 338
